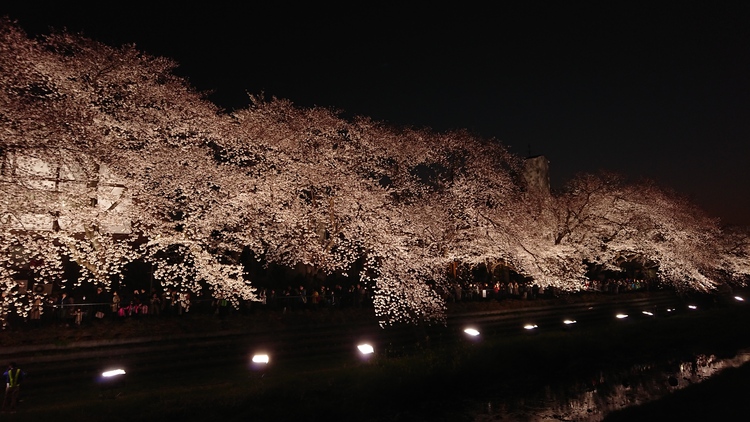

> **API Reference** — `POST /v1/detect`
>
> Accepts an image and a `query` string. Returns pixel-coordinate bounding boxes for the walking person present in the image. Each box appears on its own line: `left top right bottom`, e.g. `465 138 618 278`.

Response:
2 362 26 412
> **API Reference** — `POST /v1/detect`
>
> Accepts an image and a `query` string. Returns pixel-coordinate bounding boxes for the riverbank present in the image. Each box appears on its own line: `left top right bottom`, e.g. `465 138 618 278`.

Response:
3 291 749 421
0 289 669 348
604 359 750 421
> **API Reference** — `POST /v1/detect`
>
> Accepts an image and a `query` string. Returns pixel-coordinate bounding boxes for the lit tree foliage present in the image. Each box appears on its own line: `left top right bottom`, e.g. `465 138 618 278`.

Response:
0 18 257 320
1 18 747 327
547 173 727 292
719 226 750 284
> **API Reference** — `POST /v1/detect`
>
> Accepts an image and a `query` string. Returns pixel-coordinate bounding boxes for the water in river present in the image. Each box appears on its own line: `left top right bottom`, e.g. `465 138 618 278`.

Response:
471 348 750 421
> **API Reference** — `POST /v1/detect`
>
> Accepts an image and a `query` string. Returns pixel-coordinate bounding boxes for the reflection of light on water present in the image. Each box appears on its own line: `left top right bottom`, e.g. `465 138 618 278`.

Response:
474 349 750 422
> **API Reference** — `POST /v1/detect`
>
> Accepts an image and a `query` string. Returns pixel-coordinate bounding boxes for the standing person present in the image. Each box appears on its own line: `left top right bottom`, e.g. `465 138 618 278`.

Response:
310 288 320 309
111 291 121 315
149 292 162 317
2 362 26 412
214 294 229 319
56 292 68 321
73 307 83 326
298 285 307 308
93 287 109 319
29 295 43 327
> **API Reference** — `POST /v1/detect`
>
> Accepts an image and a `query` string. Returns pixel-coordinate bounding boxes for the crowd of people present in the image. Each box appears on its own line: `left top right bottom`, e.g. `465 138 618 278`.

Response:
46 287 198 326
6 277 657 328
439 277 657 303
10 282 374 327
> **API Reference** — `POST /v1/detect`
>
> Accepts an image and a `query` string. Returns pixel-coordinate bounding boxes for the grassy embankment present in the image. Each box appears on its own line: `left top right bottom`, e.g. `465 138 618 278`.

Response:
3 293 750 421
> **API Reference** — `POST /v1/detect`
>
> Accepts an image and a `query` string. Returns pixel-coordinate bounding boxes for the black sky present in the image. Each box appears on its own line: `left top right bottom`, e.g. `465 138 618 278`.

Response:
3 2 749 226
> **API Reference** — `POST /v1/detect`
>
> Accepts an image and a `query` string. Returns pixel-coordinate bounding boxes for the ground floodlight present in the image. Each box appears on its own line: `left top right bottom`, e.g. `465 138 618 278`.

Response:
642 311 654 316
101 369 126 378
524 324 538 330
688 305 697 310
98 367 127 398
249 352 270 372
252 354 270 364
735 296 745 302
357 343 374 355
616 314 628 319
563 319 577 325
464 328 480 337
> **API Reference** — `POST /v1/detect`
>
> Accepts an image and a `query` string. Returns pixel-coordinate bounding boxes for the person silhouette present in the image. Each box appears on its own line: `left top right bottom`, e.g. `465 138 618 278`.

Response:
2 362 26 412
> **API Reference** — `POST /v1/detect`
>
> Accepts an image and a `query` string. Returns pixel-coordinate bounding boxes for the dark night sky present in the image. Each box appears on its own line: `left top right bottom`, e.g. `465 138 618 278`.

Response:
3 2 749 226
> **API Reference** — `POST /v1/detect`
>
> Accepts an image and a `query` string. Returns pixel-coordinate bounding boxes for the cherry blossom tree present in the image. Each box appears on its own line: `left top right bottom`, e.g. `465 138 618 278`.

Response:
219 96 534 324
544 172 729 292
2 17 747 328
716 225 750 285
0 18 257 322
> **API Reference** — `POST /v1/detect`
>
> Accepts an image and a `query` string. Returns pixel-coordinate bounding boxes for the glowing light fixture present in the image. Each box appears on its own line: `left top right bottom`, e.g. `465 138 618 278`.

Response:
688 305 697 310
524 324 538 330
563 319 577 325
616 314 628 319
102 369 126 378
464 328 480 337
642 311 654 316
735 296 745 302
252 354 270 364
357 344 374 355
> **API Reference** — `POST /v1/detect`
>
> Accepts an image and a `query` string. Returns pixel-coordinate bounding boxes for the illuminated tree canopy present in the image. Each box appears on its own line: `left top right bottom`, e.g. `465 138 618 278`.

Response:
1 18 748 326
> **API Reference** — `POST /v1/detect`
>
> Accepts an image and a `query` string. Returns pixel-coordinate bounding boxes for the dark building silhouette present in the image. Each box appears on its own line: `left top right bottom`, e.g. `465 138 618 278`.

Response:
522 155 550 197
